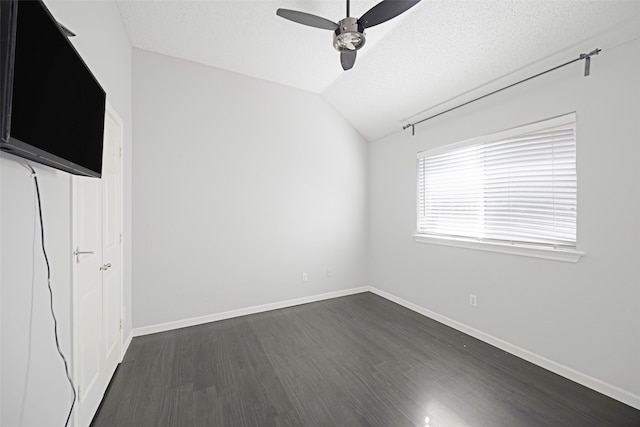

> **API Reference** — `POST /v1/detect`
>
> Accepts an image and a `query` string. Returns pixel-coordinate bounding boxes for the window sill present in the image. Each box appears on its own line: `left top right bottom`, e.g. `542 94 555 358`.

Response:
413 234 584 263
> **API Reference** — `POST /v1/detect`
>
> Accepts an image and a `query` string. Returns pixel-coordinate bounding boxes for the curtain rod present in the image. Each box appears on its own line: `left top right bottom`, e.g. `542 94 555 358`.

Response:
403 48 601 135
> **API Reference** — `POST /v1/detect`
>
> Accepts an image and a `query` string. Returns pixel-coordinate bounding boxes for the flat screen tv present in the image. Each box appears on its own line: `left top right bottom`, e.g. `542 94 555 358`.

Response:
1 0 106 178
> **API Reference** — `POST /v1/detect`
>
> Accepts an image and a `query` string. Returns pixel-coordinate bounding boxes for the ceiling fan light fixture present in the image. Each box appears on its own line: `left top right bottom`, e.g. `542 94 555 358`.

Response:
333 17 366 52
334 32 365 51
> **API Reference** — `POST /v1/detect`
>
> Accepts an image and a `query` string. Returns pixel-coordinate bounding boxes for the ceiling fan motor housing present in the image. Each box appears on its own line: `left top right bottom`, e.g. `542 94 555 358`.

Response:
333 17 366 52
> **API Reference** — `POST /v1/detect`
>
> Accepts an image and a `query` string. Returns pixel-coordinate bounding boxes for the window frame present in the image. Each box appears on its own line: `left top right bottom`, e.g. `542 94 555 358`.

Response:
414 113 584 262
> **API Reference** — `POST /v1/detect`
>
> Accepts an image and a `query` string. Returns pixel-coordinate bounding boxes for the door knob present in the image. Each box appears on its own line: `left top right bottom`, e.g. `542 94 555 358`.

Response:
100 263 112 271
74 247 95 263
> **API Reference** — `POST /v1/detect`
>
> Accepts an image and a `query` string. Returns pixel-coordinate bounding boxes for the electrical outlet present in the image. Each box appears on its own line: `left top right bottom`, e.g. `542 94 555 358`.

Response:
301 272 308 282
326 268 333 278
469 294 478 307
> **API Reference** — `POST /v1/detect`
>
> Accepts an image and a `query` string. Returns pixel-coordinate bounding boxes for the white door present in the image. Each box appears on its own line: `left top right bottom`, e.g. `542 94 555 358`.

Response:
100 106 123 382
72 174 104 427
72 104 123 427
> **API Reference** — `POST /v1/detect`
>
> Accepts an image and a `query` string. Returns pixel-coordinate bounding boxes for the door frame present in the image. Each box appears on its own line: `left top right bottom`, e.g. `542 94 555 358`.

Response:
71 102 124 426
110 102 125 361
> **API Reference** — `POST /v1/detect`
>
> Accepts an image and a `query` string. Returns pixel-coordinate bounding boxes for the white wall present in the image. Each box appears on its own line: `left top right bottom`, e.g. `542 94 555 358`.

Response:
132 49 368 329
369 39 640 406
0 1 132 426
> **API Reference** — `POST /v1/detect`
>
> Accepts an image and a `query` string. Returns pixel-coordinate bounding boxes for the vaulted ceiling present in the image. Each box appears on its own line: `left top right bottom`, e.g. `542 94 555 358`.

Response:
116 0 640 141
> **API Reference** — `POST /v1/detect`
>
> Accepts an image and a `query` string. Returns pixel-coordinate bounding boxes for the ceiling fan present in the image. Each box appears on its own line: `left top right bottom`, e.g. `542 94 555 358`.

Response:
276 0 421 71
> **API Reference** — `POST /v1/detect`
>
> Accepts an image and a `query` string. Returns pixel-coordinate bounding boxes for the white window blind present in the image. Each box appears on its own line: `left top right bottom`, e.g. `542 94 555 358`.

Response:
417 114 577 249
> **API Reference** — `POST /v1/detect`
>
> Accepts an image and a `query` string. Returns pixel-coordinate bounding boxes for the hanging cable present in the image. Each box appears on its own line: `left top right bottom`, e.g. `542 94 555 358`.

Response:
24 163 77 427
403 48 601 134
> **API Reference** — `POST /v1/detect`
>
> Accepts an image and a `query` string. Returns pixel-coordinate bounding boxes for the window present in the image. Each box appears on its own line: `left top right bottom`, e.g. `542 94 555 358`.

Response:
416 113 582 262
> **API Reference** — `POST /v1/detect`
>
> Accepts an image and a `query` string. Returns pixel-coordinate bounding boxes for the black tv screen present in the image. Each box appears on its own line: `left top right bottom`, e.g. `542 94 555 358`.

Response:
1 0 106 177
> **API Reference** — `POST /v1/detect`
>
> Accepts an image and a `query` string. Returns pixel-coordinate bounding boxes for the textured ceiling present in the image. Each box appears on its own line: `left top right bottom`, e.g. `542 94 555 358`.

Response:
116 0 397 92
116 0 640 141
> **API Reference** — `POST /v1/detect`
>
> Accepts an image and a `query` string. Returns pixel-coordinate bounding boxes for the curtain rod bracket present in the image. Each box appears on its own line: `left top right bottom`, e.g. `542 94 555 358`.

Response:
402 124 416 135
581 48 601 77
584 56 591 76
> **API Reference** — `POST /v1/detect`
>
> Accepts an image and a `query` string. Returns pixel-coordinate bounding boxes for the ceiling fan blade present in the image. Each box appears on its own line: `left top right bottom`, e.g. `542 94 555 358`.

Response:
276 9 338 31
341 51 357 71
359 0 420 29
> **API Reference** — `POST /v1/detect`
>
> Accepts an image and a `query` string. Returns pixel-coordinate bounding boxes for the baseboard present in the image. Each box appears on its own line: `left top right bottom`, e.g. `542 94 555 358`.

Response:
369 287 640 410
122 330 133 358
132 286 370 337
129 285 639 409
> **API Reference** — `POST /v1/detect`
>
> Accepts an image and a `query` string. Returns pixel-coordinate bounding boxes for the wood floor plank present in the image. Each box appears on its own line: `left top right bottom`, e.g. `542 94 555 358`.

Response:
248 309 362 426
91 292 640 426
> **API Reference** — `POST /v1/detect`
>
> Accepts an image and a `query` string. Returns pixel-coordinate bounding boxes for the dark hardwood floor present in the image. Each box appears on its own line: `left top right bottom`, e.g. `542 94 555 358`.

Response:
91 292 640 427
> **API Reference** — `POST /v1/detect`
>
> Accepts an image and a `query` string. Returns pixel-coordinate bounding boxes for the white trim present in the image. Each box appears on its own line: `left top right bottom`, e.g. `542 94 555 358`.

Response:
70 173 80 414
368 287 640 410
107 101 126 364
413 234 585 262
130 285 639 409
103 101 126 362
122 331 133 358
132 287 370 337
